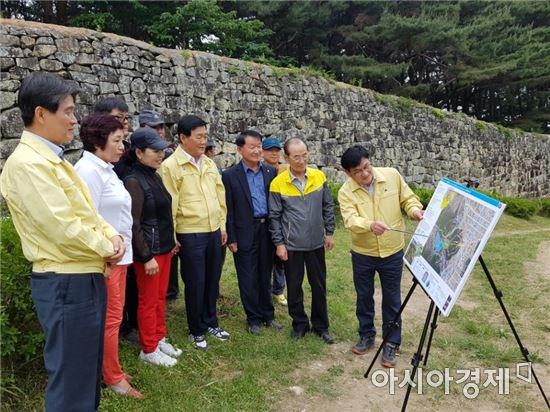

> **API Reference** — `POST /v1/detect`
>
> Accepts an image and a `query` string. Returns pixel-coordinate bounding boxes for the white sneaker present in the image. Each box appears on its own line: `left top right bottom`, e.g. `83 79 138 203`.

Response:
139 347 177 367
189 334 208 350
207 327 230 341
159 337 182 358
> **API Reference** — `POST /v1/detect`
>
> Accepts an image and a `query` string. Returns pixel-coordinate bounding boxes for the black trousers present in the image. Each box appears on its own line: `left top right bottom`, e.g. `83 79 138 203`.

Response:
120 265 138 335
166 254 180 300
233 220 275 326
284 247 329 333
31 272 106 412
177 230 222 336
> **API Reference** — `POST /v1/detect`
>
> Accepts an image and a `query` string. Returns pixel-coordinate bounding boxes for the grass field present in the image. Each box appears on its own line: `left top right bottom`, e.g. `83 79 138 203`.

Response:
4 214 550 411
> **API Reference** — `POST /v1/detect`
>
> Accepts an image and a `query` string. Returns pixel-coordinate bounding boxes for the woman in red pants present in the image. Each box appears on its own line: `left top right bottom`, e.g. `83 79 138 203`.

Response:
75 113 142 398
123 127 182 367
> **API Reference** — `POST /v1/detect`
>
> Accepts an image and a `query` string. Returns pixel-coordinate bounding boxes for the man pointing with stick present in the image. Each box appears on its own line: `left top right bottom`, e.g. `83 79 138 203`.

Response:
338 145 423 367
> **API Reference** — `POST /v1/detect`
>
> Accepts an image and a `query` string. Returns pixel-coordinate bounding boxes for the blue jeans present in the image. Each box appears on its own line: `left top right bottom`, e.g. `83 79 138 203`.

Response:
31 272 106 412
351 250 403 345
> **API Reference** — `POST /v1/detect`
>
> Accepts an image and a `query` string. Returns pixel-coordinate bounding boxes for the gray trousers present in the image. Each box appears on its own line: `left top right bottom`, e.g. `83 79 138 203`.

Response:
31 272 106 412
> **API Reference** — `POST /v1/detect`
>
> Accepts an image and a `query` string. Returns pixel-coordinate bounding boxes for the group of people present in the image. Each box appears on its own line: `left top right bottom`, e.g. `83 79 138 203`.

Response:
0 72 423 412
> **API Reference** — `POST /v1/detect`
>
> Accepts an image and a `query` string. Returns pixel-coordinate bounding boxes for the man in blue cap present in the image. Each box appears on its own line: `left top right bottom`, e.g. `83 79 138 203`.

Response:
262 136 288 306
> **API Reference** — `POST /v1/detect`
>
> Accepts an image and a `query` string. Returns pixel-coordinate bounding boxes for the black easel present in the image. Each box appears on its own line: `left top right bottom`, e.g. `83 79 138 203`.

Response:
364 256 550 412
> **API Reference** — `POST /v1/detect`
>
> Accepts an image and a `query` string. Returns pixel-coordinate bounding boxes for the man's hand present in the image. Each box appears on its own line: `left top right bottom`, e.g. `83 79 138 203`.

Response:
276 244 288 261
221 230 228 246
370 221 390 236
104 264 112 279
106 236 125 264
228 242 238 253
324 235 335 251
171 240 181 256
144 257 159 276
413 210 424 221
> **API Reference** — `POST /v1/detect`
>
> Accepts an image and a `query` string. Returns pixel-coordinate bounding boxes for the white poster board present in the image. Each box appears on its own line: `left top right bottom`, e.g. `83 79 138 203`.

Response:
404 178 505 316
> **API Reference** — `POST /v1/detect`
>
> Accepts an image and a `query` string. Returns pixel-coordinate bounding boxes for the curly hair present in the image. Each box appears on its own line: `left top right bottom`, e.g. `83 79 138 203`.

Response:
80 113 124 152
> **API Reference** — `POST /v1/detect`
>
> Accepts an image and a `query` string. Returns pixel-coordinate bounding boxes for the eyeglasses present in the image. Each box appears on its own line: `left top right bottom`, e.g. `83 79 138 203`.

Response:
289 154 308 162
114 114 131 122
351 162 373 177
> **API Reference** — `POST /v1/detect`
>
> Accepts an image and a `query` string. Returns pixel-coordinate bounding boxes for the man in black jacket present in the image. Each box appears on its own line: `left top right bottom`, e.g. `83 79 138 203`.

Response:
222 131 283 335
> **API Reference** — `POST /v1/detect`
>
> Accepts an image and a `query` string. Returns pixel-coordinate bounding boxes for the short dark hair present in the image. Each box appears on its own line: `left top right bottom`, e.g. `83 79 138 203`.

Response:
283 137 308 155
80 113 124 152
94 97 129 113
341 145 370 171
236 130 262 147
177 115 207 136
18 72 80 126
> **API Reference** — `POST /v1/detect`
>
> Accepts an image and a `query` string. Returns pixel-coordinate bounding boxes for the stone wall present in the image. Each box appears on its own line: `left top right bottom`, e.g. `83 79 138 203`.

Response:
1 19 549 197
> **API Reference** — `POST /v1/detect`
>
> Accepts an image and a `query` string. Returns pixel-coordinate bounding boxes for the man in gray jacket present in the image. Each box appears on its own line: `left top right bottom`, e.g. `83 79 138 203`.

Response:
269 138 336 344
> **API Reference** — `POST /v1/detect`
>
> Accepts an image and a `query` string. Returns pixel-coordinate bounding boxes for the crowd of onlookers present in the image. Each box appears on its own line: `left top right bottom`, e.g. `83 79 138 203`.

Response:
1 72 423 411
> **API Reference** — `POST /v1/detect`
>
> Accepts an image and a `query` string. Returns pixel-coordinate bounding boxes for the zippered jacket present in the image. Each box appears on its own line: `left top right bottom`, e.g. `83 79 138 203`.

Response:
124 162 175 262
0 131 118 273
338 167 422 257
269 167 335 251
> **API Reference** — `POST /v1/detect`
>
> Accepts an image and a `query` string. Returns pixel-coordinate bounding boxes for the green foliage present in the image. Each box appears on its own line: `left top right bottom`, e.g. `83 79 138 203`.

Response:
411 186 435 208
414 186 547 219
238 1 550 133
431 108 445 119
328 181 342 212
0 210 43 395
373 93 426 114
181 50 192 60
148 0 273 60
539 198 550 217
475 120 488 132
501 197 541 219
496 124 515 139
67 11 116 32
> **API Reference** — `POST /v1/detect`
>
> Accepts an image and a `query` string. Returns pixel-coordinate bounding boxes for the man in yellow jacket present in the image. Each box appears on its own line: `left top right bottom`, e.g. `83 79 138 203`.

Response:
338 145 423 368
159 115 229 350
0 72 124 411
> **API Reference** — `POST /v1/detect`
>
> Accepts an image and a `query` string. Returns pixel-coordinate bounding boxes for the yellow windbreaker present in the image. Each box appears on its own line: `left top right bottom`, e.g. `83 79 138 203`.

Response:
338 167 422 257
0 131 118 273
159 146 226 234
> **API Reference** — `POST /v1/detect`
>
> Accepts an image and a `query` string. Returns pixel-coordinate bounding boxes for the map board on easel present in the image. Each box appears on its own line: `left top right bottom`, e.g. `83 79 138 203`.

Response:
404 178 506 316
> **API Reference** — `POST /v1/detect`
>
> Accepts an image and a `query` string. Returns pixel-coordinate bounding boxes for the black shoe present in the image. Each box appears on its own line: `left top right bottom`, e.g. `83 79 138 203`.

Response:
291 328 308 339
352 336 375 355
247 324 261 336
120 328 140 345
264 319 283 330
315 330 335 345
381 342 398 368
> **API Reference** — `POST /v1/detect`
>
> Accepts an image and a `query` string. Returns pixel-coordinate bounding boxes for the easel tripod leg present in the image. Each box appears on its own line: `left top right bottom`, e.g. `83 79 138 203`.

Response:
423 309 439 366
478 255 550 409
364 279 418 379
401 300 435 412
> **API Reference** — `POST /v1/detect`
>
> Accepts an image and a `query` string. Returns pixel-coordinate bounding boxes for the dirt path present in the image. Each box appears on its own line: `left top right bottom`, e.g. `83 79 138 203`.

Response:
272 241 550 412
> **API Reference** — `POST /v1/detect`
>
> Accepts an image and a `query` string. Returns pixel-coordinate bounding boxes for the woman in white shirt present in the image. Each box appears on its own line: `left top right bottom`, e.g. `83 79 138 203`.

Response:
75 113 142 399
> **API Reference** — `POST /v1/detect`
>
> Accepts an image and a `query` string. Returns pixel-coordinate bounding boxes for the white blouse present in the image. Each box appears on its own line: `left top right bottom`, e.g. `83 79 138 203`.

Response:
75 151 133 265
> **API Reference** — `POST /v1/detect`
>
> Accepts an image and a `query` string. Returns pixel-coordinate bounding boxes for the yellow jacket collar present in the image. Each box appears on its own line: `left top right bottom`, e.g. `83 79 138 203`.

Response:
20 131 63 165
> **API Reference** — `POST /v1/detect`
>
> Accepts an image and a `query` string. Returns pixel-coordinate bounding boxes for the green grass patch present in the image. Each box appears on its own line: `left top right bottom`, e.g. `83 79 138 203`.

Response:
3 214 550 411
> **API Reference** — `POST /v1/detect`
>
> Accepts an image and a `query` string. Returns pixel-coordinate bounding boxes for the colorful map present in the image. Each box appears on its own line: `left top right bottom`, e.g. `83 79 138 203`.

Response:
404 179 505 316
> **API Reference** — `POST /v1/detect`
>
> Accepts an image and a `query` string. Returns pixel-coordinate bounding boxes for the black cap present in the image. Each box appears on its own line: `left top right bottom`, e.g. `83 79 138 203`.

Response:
131 127 169 150
206 138 215 149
